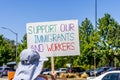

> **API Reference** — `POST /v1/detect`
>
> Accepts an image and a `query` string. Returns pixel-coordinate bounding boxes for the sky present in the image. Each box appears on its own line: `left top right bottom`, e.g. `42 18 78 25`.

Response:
0 0 120 43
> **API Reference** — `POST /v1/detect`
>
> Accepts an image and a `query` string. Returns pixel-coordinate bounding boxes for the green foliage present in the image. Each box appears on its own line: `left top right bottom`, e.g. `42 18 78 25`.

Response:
0 35 15 66
79 18 100 68
98 13 120 67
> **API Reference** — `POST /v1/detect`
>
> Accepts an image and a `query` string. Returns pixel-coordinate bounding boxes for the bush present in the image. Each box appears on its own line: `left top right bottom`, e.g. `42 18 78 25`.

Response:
81 72 88 78
60 73 80 78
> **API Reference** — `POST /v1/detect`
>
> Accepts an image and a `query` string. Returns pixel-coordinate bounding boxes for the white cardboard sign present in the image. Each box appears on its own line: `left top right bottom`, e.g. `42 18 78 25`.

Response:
26 20 80 57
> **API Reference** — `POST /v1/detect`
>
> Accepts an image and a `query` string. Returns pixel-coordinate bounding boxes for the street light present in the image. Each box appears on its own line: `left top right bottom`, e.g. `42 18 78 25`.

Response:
1 27 18 63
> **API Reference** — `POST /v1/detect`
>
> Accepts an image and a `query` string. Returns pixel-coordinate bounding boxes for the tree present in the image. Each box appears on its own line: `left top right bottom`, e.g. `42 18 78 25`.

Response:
79 18 100 69
0 35 16 65
98 13 120 66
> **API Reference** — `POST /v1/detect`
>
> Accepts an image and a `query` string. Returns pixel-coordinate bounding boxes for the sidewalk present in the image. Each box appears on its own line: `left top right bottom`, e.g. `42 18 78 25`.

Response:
0 78 6 80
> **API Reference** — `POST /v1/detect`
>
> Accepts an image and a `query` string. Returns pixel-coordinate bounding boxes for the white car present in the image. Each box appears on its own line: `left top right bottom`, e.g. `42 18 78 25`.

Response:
87 71 120 80
42 71 51 75
56 68 67 75
42 68 67 75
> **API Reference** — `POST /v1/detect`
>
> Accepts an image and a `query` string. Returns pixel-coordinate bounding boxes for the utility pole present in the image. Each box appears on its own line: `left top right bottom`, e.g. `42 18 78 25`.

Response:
94 0 97 77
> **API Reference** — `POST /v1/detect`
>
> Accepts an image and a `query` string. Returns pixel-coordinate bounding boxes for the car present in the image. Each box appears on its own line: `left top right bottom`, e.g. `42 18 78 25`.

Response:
90 67 109 76
87 71 120 80
0 67 10 76
107 67 120 72
84 69 94 76
42 68 67 76
0 72 2 78
40 68 51 74
42 70 51 75
66 67 85 73
55 68 67 75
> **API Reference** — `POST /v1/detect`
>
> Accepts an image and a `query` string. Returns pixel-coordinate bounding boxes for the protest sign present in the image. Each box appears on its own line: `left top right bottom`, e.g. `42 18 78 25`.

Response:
26 20 80 57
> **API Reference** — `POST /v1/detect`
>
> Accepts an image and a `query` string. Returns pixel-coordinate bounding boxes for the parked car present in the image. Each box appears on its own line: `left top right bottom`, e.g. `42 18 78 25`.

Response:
40 68 51 74
96 67 110 76
87 71 120 80
0 67 10 76
42 68 67 76
90 67 109 76
42 70 51 75
107 67 120 72
0 72 2 78
56 68 67 75
84 69 94 76
66 67 85 73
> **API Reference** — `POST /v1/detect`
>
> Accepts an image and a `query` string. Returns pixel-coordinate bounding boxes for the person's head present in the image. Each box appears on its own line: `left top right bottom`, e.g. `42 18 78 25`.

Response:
20 49 40 64
13 49 48 80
